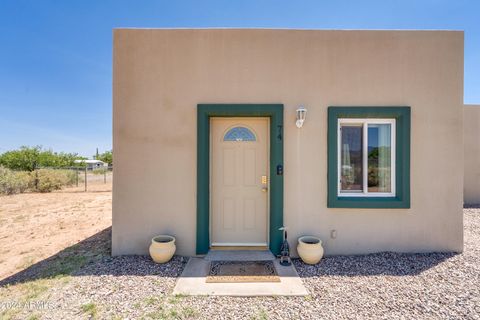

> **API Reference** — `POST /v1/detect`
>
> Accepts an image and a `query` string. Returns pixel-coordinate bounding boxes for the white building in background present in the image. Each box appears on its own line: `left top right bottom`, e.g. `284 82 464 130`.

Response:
74 159 108 170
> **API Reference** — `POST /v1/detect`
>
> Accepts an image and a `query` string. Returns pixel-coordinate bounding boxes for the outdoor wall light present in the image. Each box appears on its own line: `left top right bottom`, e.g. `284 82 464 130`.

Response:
296 106 307 128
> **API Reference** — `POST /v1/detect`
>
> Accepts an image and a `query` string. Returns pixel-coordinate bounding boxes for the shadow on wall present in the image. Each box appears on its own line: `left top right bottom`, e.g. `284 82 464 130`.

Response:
0 227 458 286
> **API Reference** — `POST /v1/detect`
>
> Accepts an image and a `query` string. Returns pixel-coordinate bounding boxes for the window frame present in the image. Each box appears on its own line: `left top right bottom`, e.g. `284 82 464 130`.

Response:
328 106 410 209
337 118 396 197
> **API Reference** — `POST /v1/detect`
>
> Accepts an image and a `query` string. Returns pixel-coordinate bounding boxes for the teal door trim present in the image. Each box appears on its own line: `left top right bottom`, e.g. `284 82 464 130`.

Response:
197 104 284 255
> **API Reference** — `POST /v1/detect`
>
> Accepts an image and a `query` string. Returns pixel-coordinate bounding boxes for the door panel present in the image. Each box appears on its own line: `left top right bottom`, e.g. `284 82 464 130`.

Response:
211 118 269 245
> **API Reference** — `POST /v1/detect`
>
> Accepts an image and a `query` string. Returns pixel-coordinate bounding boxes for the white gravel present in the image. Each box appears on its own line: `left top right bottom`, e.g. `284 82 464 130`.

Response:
3 209 480 319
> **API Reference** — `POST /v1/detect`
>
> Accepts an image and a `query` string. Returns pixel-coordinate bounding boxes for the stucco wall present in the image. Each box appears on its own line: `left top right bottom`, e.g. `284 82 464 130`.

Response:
464 105 480 205
113 29 464 256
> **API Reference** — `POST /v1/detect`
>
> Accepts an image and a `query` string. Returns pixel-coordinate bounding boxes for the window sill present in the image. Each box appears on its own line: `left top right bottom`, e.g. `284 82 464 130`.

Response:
329 196 410 209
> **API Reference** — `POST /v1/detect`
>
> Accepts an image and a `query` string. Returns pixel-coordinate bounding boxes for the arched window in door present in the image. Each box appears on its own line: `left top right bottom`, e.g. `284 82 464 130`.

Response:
223 126 256 141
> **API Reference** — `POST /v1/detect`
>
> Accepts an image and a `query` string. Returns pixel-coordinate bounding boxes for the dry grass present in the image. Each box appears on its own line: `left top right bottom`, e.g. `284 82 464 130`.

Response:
0 176 112 319
0 174 112 280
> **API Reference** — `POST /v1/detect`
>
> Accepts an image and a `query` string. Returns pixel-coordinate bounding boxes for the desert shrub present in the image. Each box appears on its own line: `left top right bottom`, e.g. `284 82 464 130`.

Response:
0 166 32 195
35 170 63 193
0 167 79 194
35 169 76 193
15 171 34 192
61 169 78 186
92 168 108 175
0 166 18 194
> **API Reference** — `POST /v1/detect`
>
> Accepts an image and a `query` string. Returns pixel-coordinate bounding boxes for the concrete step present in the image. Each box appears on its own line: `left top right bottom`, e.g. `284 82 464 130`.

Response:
204 250 276 261
173 257 309 296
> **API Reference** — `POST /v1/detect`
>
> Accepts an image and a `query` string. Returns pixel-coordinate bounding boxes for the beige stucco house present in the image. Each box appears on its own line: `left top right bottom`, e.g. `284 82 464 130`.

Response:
464 105 480 205
112 29 464 257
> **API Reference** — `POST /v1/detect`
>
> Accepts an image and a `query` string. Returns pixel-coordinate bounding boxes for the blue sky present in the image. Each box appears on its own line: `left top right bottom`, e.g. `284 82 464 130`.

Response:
0 0 478 157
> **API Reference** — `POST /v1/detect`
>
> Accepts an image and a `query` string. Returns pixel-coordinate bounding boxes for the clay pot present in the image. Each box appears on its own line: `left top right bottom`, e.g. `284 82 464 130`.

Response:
149 235 176 263
297 236 324 265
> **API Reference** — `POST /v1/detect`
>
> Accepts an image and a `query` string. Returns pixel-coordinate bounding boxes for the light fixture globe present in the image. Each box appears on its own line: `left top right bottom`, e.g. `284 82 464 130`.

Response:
296 106 307 128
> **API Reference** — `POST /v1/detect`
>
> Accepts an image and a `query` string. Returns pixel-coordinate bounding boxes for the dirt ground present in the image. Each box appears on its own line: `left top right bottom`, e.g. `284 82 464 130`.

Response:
0 174 112 280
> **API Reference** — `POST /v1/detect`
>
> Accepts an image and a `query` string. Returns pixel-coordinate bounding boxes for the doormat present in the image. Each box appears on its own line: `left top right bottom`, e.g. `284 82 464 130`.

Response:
206 261 280 283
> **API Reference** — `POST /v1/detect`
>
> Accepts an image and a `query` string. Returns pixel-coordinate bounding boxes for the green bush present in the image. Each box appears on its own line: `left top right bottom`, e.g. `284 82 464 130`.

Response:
0 166 32 195
0 146 85 171
96 150 112 166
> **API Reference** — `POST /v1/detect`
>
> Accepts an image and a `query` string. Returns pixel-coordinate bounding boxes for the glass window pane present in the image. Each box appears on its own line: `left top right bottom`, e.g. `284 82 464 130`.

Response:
368 124 392 193
224 127 256 141
340 124 363 192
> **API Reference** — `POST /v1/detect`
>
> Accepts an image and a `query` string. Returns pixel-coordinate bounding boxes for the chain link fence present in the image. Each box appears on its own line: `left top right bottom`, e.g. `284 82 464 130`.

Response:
0 166 113 195
61 166 113 191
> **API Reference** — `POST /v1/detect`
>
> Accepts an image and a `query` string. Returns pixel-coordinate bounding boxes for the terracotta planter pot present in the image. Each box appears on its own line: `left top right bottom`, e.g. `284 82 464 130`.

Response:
149 235 176 263
297 236 324 265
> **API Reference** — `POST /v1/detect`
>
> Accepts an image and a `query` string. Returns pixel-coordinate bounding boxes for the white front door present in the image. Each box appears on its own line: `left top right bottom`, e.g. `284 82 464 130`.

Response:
211 117 269 246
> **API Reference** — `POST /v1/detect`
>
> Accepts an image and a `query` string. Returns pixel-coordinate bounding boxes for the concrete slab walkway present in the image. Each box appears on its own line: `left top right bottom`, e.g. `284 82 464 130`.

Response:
173 257 309 296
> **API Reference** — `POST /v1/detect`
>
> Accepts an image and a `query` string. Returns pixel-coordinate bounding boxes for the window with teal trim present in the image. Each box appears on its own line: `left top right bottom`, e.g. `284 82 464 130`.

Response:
327 107 411 208
224 126 256 141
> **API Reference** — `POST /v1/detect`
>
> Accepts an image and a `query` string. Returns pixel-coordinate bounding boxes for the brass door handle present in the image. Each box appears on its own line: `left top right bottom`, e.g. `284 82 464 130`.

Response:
262 187 268 192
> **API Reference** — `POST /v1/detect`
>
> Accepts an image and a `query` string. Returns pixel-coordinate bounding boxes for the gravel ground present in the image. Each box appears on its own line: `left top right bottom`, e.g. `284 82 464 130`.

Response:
1 209 479 319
